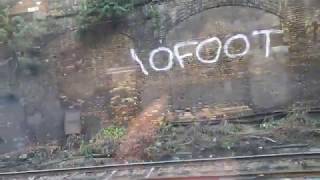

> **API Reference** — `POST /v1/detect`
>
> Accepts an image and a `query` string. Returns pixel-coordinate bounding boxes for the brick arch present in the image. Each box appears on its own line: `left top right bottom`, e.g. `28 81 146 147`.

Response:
157 0 285 40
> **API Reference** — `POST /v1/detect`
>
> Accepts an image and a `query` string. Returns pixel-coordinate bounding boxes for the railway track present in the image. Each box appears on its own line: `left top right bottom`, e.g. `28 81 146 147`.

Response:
170 107 320 126
2 152 320 179
2 109 320 179
150 170 320 179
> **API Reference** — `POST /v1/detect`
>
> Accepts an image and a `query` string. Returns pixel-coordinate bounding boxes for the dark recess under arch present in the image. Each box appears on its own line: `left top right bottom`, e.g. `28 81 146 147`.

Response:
156 0 284 40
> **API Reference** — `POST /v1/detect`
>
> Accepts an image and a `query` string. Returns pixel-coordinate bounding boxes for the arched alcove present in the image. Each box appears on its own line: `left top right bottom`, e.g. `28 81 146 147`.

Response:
163 6 287 111
157 0 283 40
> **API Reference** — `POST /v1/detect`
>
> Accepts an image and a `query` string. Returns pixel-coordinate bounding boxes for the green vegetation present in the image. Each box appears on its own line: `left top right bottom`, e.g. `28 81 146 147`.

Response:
259 108 320 130
9 17 46 52
80 141 94 158
216 122 242 135
145 4 161 32
78 125 126 157
0 14 46 52
77 0 162 34
18 56 43 76
0 3 11 44
259 116 280 129
146 123 221 160
0 3 47 76
219 139 235 150
78 0 134 29
96 125 126 140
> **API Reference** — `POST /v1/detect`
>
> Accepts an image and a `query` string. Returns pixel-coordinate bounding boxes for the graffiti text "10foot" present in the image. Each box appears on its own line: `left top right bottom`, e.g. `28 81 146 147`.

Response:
130 29 283 75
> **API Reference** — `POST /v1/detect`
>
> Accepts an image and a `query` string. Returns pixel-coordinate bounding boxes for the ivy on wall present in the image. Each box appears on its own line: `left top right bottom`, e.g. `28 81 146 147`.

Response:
77 0 162 35
78 0 134 30
144 4 160 33
0 2 47 76
0 4 11 44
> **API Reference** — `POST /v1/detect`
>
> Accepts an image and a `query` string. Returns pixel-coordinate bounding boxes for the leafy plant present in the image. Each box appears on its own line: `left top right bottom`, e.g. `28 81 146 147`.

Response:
216 123 242 135
0 28 8 42
97 125 126 140
259 106 319 130
259 116 280 129
83 125 125 156
78 0 134 30
220 140 234 150
0 1 47 47
9 17 46 52
260 121 279 129
80 141 93 158
145 4 160 32
18 57 42 76
280 108 316 128
0 5 11 43
0 3 47 78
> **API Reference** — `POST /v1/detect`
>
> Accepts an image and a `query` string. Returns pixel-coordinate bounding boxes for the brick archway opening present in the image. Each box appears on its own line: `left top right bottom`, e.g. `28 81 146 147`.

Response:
158 0 284 40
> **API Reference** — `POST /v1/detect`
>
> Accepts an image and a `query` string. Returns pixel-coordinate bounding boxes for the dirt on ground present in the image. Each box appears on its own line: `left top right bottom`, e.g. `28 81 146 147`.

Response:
1 108 320 172
146 109 320 161
116 95 168 161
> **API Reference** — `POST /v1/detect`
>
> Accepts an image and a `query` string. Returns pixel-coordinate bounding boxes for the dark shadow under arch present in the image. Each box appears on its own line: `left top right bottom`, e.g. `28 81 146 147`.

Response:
158 0 284 40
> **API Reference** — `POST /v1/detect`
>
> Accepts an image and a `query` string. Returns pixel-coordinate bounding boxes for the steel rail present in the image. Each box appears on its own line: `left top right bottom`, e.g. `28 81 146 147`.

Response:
149 169 320 179
170 107 320 126
170 111 287 126
1 152 320 177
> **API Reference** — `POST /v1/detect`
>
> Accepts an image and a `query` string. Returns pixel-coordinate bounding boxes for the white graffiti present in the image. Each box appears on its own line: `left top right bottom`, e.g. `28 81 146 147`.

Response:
175 41 199 67
252 29 283 57
130 49 149 75
130 29 284 75
224 34 250 58
149 47 174 72
196 37 221 64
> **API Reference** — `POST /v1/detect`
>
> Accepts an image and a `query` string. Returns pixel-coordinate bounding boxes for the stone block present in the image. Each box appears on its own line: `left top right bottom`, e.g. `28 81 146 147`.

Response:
64 110 81 135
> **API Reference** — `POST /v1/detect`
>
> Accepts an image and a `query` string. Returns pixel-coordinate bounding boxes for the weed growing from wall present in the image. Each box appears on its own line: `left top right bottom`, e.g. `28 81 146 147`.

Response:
0 3 47 78
78 0 134 30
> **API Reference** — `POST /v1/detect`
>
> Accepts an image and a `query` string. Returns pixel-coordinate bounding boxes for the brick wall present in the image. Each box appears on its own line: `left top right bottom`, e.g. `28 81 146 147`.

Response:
9 0 48 16
40 0 317 140
152 0 282 41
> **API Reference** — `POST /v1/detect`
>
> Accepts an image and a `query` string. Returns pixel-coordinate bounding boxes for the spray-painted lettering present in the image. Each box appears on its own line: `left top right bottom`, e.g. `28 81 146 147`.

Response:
130 29 284 75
